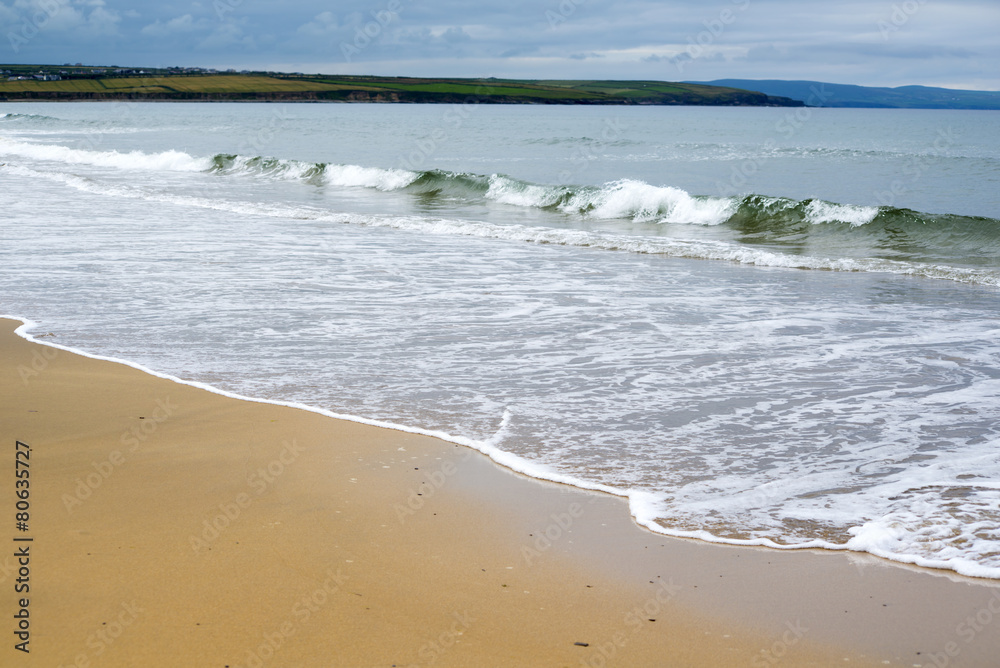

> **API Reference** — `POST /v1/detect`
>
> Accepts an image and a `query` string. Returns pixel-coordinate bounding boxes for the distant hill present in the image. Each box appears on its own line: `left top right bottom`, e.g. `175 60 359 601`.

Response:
0 66 802 106
688 79 1000 109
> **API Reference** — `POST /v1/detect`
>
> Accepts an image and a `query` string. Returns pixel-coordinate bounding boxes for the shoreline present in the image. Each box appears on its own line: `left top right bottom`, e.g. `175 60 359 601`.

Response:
3 316 1000 666
0 97 802 106
7 315 999 578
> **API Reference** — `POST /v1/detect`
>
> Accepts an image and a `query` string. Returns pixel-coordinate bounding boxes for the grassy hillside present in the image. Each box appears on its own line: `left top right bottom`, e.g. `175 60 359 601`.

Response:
0 69 803 106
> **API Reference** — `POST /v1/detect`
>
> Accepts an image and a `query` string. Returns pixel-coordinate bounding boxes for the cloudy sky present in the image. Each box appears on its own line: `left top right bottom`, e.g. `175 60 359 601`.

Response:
2 0 997 89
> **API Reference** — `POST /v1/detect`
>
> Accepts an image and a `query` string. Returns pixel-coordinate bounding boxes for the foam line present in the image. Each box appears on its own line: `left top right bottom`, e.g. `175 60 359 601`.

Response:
6 315 998 580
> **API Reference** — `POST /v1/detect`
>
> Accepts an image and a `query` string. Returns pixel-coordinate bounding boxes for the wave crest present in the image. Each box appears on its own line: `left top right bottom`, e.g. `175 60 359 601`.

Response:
5 138 999 281
0 137 209 171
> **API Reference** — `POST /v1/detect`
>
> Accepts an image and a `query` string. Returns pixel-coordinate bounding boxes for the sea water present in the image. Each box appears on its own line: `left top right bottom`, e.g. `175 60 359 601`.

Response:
2 102 998 578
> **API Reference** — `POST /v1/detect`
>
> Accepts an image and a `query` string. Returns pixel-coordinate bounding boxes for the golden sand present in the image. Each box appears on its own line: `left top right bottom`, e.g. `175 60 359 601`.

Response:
2 318 998 667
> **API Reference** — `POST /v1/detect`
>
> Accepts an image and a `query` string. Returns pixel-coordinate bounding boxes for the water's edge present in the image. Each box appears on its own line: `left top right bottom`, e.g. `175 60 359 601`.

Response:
7 314 996 581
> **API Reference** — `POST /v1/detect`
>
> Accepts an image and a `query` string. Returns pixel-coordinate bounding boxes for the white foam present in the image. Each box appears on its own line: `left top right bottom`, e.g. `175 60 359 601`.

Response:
485 174 565 208
0 137 209 172
323 163 418 190
564 179 736 225
845 484 1000 580
216 155 319 181
805 199 881 226
480 176 737 226
214 155 417 189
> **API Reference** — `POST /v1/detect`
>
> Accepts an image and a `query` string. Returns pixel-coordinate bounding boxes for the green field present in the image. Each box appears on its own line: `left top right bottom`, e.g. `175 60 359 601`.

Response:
0 75 354 95
0 70 803 106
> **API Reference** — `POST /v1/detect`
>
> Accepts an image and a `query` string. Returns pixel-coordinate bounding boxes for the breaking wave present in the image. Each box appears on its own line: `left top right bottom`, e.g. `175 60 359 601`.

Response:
3 138 999 282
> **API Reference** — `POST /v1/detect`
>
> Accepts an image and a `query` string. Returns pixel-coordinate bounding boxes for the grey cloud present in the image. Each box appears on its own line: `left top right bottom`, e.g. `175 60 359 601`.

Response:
0 0 995 89
442 26 471 43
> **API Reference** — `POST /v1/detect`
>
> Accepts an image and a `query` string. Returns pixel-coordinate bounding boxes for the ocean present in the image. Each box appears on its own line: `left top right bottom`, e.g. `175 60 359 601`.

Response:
2 101 998 579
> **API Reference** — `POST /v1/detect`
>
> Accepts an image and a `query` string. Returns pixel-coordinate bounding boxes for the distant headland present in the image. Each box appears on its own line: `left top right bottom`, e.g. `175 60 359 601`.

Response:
688 79 1000 110
0 64 802 106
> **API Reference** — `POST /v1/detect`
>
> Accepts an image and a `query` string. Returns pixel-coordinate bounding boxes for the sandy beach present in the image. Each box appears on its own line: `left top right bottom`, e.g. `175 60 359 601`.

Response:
2 316 999 667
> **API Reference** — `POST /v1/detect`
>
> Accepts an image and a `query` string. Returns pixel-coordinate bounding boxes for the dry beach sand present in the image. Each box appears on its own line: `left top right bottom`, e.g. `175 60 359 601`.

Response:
2 317 999 667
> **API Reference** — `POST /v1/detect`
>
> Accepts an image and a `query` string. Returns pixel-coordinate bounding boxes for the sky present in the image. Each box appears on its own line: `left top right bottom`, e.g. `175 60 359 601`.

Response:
1 0 998 90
